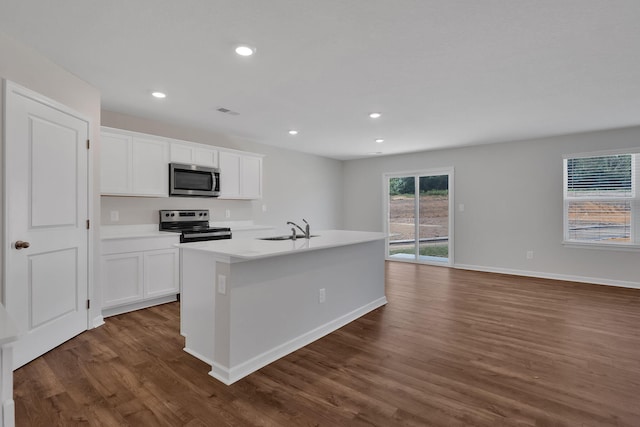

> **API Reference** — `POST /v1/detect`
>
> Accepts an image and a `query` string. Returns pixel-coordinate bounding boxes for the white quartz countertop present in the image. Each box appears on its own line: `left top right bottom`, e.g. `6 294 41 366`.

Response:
0 303 19 345
176 229 387 260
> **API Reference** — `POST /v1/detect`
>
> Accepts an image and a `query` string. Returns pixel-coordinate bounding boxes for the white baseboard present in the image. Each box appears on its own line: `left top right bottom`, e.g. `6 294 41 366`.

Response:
183 347 215 367
208 297 388 385
101 294 178 318
91 315 105 329
454 263 640 290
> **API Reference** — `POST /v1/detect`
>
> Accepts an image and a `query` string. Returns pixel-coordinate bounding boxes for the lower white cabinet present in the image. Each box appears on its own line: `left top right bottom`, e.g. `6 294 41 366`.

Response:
101 235 179 317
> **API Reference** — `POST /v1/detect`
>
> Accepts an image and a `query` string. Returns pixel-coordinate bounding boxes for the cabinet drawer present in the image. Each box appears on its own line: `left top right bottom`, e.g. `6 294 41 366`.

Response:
101 234 179 255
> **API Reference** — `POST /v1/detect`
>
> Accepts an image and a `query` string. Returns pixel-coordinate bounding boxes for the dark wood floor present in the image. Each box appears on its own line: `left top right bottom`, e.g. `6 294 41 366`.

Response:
13 263 640 426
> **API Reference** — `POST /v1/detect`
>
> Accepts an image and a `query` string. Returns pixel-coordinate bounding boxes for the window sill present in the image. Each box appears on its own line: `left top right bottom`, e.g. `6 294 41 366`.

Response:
563 241 640 252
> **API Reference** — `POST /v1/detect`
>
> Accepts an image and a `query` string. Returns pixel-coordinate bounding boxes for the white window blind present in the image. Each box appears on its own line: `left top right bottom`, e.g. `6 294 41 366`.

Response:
563 151 639 246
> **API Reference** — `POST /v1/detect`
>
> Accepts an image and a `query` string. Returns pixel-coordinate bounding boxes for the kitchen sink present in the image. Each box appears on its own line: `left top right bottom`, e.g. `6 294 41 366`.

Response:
258 235 318 241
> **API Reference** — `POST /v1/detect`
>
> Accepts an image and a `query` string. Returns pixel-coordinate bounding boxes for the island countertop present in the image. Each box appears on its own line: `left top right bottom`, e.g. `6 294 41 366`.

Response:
176 229 386 260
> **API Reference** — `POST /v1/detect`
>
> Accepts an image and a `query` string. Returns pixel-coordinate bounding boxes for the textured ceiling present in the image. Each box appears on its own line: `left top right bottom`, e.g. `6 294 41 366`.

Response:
2 0 640 159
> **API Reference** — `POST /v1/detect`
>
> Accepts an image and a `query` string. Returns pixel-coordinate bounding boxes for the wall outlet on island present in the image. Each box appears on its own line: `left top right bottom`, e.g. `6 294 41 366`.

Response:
318 288 326 303
110 210 119 222
526 250 534 260
225 209 231 218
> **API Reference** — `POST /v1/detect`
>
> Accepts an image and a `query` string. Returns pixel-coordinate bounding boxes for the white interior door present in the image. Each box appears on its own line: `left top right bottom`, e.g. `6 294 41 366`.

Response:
4 81 89 369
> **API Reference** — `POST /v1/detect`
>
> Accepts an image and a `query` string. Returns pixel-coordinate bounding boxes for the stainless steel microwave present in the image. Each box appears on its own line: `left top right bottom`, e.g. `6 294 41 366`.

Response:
169 163 220 197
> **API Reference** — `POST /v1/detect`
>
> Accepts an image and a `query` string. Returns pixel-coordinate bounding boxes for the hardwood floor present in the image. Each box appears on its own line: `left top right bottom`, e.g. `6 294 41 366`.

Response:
13 263 640 426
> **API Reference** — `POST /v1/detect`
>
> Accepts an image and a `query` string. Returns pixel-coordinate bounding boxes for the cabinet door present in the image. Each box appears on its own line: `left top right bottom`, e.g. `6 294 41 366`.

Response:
102 253 144 308
242 156 262 199
193 147 218 167
132 137 169 196
144 248 179 298
170 142 193 164
219 151 241 198
100 133 132 194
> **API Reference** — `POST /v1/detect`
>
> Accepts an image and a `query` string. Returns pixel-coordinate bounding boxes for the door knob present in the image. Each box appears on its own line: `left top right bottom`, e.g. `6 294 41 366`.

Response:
14 240 30 250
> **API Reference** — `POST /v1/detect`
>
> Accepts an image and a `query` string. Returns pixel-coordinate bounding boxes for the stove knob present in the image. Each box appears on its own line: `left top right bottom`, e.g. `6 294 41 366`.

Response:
171 213 175 217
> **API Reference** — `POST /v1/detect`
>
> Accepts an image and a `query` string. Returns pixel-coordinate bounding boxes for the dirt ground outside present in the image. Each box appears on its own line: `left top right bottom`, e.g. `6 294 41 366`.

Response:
389 194 449 241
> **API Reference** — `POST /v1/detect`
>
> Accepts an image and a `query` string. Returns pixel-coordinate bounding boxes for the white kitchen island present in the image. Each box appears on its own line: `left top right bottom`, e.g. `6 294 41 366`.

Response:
178 230 387 385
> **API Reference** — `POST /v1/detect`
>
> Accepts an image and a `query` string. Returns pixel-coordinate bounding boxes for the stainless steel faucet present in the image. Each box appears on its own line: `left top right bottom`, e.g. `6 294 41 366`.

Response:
287 219 310 239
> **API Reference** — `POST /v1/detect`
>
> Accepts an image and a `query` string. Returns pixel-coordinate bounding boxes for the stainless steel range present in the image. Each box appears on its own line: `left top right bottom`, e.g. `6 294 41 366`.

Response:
159 210 231 243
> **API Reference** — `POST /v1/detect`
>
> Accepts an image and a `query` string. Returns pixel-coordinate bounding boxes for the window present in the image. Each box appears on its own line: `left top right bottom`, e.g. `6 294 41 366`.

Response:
563 151 639 247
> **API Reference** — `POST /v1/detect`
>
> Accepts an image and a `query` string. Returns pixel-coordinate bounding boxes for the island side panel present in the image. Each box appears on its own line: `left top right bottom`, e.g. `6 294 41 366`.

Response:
222 239 386 383
180 249 217 365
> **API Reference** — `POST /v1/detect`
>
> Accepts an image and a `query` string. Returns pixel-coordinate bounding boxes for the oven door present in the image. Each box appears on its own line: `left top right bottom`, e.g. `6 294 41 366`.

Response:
170 163 220 197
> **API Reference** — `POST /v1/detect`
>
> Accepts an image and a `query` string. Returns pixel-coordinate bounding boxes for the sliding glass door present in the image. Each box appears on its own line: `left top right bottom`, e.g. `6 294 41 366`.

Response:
385 169 453 265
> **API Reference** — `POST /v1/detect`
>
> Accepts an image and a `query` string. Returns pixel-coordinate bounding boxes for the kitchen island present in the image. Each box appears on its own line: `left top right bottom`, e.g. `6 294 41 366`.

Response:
178 230 387 385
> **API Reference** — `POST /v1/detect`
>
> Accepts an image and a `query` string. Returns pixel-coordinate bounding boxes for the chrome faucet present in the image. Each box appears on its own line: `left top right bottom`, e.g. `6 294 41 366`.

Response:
287 219 310 239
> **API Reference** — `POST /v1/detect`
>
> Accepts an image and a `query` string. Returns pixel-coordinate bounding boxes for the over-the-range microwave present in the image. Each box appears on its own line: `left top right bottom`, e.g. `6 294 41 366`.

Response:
169 163 220 197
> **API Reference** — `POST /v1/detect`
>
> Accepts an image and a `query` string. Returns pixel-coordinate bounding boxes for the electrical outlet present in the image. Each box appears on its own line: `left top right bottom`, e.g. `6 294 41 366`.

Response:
526 251 534 260
262 204 267 212
318 288 326 303
225 209 231 218
110 210 119 222
217 274 227 295
459 203 465 212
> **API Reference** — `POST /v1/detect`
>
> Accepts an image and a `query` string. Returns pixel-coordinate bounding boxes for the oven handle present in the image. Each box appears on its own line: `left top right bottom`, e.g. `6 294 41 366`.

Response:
182 231 231 239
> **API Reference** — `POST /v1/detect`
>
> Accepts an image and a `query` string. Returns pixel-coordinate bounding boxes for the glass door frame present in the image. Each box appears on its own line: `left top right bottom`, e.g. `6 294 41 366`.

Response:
383 167 455 266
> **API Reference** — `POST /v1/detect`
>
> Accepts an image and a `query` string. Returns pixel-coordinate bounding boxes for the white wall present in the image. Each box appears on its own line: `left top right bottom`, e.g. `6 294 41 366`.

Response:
343 126 640 287
100 110 344 233
0 31 102 319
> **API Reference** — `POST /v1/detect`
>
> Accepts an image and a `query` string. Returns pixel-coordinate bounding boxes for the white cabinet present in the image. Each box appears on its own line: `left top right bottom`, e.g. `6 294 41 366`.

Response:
101 234 179 317
100 127 262 199
102 252 144 307
219 151 263 199
132 137 168 196
100 130 169 197
100 132 132 194
241 155 262 199
219 151 241 197
170 142 218 167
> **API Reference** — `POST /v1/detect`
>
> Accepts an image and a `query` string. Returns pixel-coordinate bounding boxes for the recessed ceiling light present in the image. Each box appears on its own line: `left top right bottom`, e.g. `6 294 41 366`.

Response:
375 138 384 143
235 45 255 56
288 130 298 135
151 91 166 99
367 152 383 155
369 112 382 119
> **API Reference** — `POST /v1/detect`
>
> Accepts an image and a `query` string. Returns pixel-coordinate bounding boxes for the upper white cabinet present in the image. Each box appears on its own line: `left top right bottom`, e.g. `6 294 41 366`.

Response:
101 129 169 197
132 137 169 196
219 151 241 197
219 151 263 199
101 127 262 199
170 142 218 168
100 132 132 194
241 155 263 199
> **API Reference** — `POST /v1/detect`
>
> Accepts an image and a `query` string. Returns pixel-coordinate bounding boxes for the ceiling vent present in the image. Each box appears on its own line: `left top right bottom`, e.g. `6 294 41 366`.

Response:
216 107 240 116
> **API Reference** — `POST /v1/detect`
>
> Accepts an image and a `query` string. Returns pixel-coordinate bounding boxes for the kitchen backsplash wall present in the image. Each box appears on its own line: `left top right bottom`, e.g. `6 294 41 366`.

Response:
100 110 344 232
100 196 255 225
